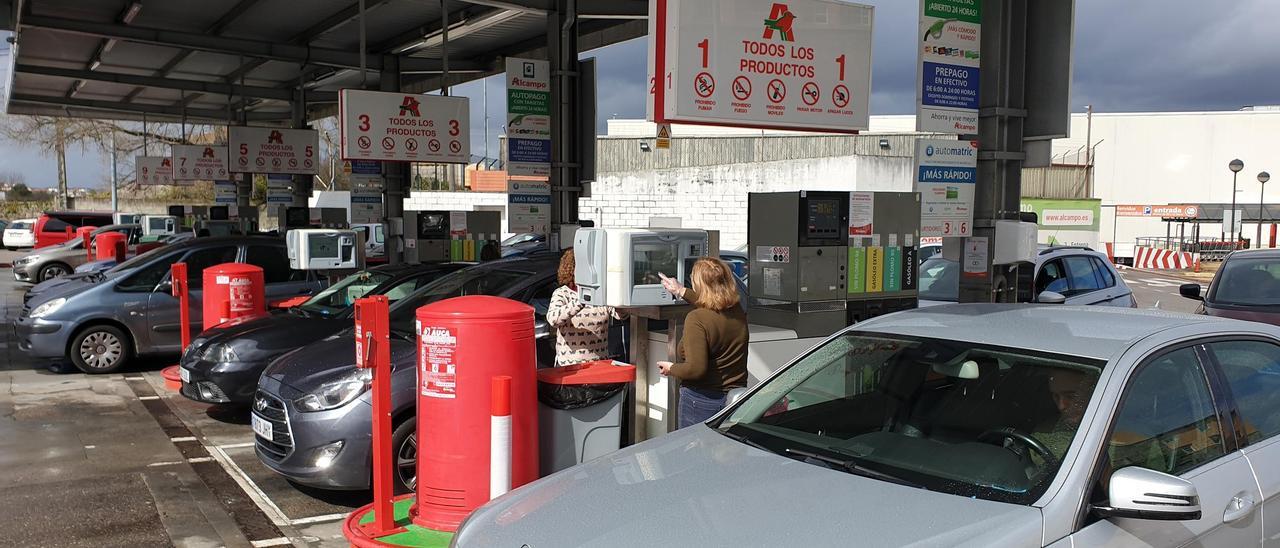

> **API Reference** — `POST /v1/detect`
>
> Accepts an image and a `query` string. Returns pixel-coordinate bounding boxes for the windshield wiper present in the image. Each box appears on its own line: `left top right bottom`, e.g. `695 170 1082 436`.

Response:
718 428 773 453
783 447 923 489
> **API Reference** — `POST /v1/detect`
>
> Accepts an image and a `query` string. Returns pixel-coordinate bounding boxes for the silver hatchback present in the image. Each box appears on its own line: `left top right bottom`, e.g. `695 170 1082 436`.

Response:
455 305 1280 547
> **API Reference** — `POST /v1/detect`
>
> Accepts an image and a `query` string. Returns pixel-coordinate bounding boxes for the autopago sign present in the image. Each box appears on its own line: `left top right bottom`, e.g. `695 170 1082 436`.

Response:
340 90 470 164
229 126 319 175
917 0 981 133
172 145 230 180
505 57 551 178
915 138 977 237
136 156 173 186
649 0 874 132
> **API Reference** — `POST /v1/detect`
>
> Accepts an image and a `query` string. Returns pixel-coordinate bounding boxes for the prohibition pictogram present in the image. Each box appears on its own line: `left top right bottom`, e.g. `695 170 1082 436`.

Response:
694 72 716 98
732 76 752 101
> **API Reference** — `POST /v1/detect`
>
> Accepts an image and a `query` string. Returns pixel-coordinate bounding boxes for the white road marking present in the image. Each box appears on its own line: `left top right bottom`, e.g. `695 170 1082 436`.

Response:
124 376 146 381
218 442 256 450
147 460 185 467
186 456 214 464
1134 278 1185 288
290 513 349 526
250 538 294 547
83 445 96 449
205 445 293 528
170 436 198 443
138 396 160 401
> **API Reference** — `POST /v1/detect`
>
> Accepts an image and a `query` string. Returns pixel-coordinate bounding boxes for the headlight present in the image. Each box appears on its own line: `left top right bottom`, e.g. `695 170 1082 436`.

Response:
199 344 240 363
15 255 36 266
29 298 67 319
294 369 372 412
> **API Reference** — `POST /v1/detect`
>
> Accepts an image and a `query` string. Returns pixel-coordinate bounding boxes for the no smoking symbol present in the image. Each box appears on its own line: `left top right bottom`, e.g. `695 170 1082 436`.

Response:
405 139 419 152
427 139 441 152
801 82 820 106
732 76 752 101
832 84 851 109
767 79 786 103
381 137 395 151
358 136 372 149
694 72 715 98
449 140 462 154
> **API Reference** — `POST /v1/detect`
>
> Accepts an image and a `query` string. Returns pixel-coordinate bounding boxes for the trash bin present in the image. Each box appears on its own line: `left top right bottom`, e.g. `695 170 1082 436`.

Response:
537 360 637 476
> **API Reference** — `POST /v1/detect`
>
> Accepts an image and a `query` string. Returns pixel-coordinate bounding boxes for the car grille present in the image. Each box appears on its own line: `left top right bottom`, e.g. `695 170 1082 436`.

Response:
253 390 293 461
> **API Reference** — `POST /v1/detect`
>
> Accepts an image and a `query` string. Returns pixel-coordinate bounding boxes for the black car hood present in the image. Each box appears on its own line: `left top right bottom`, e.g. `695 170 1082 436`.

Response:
263 330 417 393
201 310 348 361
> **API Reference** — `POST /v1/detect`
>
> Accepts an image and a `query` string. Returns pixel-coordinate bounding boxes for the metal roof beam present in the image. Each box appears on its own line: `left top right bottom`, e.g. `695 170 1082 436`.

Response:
454 0 548 15
10 93 288 122
17 64 338 103
22 15 469 73
221 0 394 87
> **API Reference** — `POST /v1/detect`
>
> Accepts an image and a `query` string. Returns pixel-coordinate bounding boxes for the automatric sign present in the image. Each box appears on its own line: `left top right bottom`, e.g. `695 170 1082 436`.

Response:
650 0 874 132
229 127 319 175
340 90 470 164
915 138 978 237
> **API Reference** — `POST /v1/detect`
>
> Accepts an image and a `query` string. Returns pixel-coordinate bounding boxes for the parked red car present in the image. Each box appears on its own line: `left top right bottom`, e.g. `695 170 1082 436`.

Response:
33 211 113 248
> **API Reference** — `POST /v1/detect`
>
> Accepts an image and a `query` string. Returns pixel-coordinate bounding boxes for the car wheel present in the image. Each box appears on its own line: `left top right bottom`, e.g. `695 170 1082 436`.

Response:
70 325 133 374
37 262 71 282
392 417 417 494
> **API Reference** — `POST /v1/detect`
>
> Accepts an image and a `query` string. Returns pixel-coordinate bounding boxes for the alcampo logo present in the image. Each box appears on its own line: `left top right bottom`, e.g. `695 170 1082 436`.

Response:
161 158 171 168
399 96 421 117
268 130 284 144
763 3 797 42
202 147 216 158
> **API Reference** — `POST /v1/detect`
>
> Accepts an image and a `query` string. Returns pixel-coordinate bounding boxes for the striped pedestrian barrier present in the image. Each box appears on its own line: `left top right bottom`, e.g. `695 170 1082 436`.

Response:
1133 246 1197 270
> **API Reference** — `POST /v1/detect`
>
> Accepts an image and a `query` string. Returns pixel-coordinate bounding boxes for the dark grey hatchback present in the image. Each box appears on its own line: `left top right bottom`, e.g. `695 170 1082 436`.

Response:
180 262 467 404
253 254 562 493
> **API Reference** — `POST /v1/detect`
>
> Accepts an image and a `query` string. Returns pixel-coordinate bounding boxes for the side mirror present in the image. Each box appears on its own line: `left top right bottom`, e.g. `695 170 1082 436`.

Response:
1036 291 1067 304
1092 467 1201 521
726 387 749 407
534 320 551 340
1179 283 1203 301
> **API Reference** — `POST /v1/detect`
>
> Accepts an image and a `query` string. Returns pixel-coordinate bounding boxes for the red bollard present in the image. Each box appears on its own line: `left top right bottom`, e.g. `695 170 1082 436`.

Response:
1271 224 1277 249
413 296 538 532
354 296 396 537
171 263 190 352
82 232 93 262
96 232 126 261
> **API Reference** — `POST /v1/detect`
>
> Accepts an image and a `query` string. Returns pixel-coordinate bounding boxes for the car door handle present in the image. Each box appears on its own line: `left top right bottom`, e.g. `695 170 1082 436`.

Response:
1223 495 1256 524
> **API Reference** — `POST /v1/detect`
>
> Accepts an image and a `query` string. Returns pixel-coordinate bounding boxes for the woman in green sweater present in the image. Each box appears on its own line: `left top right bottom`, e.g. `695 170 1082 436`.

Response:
657 257 749 428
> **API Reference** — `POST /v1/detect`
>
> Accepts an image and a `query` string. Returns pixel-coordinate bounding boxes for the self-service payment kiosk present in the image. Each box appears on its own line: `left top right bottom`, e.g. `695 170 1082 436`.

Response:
573 227 708 307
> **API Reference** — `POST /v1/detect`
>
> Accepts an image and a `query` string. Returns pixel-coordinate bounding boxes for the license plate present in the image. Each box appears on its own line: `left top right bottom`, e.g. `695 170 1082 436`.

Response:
251 414 273 440
179 367 191 383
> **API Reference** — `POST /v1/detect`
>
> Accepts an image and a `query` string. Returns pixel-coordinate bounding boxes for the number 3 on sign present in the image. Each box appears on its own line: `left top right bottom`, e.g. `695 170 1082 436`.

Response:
449 120 460 137
943 222 952 235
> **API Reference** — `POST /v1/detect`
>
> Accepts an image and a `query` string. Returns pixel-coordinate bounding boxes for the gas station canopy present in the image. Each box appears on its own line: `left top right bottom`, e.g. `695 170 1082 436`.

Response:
1 0 645 123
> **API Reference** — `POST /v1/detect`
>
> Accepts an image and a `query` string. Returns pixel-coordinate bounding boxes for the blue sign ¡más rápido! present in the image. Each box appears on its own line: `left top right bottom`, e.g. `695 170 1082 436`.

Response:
508 138 551 163
918 166 977 183
509 194 551 204
922 61 979 110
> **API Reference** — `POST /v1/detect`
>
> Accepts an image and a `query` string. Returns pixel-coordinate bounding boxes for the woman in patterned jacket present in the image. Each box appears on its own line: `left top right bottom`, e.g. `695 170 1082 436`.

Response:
546 249 626 366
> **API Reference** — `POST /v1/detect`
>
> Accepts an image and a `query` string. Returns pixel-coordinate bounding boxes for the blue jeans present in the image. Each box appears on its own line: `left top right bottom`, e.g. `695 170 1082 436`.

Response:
678 386 728 429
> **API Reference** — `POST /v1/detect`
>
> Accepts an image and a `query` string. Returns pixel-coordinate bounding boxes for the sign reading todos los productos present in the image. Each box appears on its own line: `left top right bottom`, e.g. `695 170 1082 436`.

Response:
172 145 230 180
339 90 470 164
648 0 874 132
917 0 982 134
228 127 319 175
915 138 978 237
136 156 174 186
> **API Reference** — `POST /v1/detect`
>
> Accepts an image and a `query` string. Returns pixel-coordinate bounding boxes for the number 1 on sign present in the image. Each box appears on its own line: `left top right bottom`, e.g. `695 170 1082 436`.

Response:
698 39 709 69
836 54 846 81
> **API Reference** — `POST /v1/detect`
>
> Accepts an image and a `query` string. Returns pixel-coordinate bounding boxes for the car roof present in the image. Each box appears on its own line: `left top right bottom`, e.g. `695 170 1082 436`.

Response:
369 261 473 276
854 304 1226 361
1226 248 1280 259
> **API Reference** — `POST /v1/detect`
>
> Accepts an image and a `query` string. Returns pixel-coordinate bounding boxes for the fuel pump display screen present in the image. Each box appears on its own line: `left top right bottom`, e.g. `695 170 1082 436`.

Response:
806 198 841 239
632 243 679 286
148 217 168 230
416 213 449 239
308 236 340 259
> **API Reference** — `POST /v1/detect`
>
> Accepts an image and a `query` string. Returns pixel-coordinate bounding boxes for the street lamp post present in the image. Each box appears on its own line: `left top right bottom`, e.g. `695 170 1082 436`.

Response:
1260 171 1271 249
1230 159 1245 249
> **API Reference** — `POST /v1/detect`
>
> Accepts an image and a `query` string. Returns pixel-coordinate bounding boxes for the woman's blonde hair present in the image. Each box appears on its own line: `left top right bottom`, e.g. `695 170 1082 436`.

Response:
558 249 576 286
689 257 739 311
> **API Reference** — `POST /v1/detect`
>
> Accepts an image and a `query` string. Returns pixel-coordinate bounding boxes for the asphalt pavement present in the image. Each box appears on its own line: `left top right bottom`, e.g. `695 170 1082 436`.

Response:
1118 269 1205 314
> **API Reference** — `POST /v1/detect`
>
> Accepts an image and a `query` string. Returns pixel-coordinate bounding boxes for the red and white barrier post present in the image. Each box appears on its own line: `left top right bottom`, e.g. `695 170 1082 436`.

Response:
490 375 513 500
172 263 190 351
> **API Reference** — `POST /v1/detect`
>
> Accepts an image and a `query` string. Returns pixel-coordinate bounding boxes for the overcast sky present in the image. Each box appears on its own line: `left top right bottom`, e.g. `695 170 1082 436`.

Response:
4 0 1279 189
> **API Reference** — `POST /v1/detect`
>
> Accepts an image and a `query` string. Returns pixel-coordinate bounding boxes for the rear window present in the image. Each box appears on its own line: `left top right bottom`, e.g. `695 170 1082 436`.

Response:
10 221 29 230
1209 256 1280 306
40 217 70 233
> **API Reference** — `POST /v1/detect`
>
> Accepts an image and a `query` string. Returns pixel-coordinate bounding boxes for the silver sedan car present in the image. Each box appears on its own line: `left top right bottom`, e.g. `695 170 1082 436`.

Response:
455 305 1280 547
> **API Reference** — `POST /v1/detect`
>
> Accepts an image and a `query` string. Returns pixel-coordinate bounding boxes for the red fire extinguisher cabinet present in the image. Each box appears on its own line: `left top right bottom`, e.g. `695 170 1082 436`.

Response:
413 295 538 531
201 263 265 330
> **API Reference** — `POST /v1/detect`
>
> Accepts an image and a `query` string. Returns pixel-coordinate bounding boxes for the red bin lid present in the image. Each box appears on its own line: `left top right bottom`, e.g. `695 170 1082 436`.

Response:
204 262 264 276
416 295 533 321
96 232 125 242
537 360 637 385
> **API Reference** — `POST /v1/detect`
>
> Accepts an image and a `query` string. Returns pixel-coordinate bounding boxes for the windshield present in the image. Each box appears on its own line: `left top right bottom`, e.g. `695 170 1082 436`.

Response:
387 268 532 334
501 233 540 246
716 333 1103 505
918 257 959 302
1209 256 1280 306
298 270 394 316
